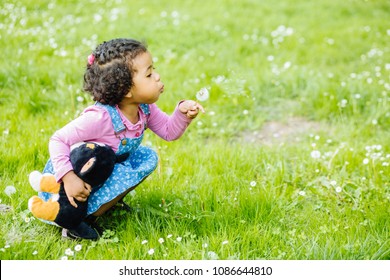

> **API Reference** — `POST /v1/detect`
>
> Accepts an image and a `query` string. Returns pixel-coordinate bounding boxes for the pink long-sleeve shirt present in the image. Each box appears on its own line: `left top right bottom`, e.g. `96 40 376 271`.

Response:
49 103 192 182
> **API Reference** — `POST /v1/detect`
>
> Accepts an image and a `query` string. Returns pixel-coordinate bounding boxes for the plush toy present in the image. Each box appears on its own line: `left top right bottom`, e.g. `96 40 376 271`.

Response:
28 142 123 239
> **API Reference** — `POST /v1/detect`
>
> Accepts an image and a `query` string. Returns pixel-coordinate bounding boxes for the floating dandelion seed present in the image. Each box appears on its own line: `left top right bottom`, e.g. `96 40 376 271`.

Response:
196 87 209 101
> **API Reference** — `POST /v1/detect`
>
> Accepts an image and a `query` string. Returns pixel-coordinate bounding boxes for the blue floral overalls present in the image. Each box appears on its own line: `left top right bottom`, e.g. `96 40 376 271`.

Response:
39 103 158 216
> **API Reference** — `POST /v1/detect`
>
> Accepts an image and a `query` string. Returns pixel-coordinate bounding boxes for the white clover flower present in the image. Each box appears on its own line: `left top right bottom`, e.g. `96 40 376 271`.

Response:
148 248 155 255
196 87 210 101
311 150 321 159
74 244 82 252
4 185 16 197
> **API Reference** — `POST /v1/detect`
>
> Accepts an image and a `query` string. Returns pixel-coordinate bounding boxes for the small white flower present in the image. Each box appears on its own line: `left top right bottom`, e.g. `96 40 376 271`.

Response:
202 243 208 248
250 181 257 187
74 244 82 252
176 236 182 242
167 234 173 239
32 250 38 255
298 191 306 196
158 238 164 244
64 248 74 256
222 240 229 245
148 248 155 255
4 185 16 197
330 180 337 186
335 187 342 193
311 150 321 159
363 158 369 165
141 240 148 245
61 256 68 260
24 217 30 223
76 96 84 102
196 87 210 101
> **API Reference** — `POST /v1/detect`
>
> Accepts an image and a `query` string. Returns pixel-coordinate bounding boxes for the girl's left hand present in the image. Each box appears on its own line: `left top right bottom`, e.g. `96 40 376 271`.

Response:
179 100 205 119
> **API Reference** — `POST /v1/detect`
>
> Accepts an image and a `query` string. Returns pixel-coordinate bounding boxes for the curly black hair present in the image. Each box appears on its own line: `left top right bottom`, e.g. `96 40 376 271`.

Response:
83 38 147 106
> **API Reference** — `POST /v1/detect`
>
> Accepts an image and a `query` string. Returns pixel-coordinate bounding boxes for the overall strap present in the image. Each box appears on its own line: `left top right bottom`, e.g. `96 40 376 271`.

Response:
95 102 125 134
140 104 150 115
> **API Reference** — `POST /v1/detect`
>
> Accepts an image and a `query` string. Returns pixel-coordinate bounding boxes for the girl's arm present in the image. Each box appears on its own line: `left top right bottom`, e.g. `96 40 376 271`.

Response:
146 101 204 141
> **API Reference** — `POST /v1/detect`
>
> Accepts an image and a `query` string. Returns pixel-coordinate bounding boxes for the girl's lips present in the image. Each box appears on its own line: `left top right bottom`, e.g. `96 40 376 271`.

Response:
160 85 164 93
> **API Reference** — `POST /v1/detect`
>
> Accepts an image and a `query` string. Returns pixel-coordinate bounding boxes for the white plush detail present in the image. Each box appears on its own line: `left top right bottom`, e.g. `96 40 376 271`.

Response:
27 196 36 212
51 193 60 202
29 171 43 191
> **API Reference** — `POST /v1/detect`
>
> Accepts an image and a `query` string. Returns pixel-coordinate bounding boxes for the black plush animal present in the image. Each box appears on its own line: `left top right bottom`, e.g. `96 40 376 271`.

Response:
28 142 123 239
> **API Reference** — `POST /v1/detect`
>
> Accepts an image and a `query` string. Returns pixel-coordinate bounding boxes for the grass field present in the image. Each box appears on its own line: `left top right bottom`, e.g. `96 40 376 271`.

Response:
1 0 390 260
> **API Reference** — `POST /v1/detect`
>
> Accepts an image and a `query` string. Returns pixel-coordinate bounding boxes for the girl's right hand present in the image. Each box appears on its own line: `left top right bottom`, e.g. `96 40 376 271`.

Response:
62 171 92 208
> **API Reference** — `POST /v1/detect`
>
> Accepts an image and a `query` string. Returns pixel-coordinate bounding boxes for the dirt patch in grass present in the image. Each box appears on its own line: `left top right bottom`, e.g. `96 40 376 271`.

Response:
239 117 323 145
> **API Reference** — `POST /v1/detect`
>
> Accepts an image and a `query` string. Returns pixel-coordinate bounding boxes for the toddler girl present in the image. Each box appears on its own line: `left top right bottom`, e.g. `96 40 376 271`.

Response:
39 38 204 239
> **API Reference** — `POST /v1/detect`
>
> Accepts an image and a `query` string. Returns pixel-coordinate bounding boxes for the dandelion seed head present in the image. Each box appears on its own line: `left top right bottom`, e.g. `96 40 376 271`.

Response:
311 150 321 159
4 185 16 197
207 251 219 260
196 87 209 101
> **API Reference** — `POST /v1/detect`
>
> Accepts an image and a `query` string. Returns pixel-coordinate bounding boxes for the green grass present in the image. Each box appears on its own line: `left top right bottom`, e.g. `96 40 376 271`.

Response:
1 0 390 260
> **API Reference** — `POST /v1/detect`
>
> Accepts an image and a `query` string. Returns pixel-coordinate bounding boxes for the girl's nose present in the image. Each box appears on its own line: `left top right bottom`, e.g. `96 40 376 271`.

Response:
155 73 161 82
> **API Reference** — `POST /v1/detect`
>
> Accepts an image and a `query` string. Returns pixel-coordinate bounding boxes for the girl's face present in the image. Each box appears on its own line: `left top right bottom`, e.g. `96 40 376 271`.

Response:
127 51 164 104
